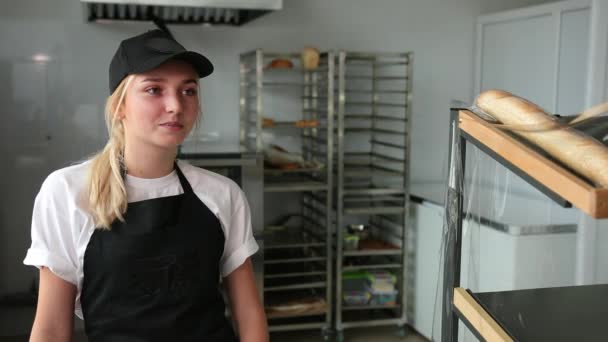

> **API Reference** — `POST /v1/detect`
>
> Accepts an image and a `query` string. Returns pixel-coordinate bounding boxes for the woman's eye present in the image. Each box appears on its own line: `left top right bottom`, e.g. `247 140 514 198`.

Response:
183 88 198 96
146 87 161 95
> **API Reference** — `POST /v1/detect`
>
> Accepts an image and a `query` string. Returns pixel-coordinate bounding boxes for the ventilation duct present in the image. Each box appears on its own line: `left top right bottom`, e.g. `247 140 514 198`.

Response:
81 0 282 26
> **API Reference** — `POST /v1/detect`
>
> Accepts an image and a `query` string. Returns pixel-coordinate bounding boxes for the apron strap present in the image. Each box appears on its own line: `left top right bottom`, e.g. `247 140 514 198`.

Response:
174 161 194 194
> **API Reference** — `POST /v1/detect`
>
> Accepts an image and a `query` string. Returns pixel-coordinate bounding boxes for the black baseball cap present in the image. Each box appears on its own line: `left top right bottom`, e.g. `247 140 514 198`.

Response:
109 29 214 93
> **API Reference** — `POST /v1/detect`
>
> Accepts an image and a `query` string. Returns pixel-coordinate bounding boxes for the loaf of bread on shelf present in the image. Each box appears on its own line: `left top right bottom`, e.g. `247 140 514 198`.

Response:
263 144 323 170
261 117 319 128
264 144 304 169
267 58 293 69
475 89 608 187
301 47 320 70
262 117 275 128
295 119 319 128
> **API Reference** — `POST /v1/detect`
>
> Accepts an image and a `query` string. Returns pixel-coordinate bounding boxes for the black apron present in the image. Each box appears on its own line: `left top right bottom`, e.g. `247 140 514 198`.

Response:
81 164 237 342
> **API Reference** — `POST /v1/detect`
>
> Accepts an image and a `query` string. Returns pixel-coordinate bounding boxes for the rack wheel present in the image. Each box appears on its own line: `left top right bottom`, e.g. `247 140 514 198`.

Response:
336 331 344 342
396 325 408 338
321 328 332 341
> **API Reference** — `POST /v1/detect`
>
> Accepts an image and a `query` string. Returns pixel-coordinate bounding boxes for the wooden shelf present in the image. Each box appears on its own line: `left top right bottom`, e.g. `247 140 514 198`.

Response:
458 109 608 218
453 288 513 342
453 285 608 342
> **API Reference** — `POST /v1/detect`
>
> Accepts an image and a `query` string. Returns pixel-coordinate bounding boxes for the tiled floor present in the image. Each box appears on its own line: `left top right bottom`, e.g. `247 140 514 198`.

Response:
270 326 429 342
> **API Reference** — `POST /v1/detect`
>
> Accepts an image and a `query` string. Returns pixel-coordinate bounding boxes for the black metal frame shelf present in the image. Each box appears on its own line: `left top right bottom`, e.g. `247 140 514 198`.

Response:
442 106 607 342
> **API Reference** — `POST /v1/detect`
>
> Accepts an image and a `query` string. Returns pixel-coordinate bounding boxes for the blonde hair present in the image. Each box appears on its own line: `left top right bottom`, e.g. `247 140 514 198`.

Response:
86 75 134 230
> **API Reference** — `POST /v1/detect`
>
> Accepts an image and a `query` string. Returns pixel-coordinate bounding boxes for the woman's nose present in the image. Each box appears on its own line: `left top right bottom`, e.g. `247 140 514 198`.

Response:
165 93 183 114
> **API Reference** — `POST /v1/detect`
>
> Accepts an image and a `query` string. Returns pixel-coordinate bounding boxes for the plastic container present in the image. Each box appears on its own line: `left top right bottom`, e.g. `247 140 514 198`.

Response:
366 270 397 285
369 289 398 306
343 277 371 306
343 234 359 250
343 291 371 306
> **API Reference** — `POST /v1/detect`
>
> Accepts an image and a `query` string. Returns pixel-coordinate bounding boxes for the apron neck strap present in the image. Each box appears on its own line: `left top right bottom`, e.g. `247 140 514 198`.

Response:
174 161 193 194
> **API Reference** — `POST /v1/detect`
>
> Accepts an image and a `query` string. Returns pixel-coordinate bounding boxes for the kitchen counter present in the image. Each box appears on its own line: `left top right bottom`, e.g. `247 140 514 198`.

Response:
178 140 258 167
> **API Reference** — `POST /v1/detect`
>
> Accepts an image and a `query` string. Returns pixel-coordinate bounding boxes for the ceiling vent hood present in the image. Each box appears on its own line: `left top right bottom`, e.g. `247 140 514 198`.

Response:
81 0 282 26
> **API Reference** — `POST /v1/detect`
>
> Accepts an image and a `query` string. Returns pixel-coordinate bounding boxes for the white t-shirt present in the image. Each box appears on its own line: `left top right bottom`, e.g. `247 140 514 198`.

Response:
23 159 259 319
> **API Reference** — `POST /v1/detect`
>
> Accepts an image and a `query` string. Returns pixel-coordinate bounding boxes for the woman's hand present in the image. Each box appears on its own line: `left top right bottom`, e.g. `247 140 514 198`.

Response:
30 267 76 342
224 258 268 342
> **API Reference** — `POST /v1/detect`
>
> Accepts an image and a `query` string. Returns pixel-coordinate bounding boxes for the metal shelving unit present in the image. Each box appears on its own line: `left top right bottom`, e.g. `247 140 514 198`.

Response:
333 51 414 342
239 49 334 338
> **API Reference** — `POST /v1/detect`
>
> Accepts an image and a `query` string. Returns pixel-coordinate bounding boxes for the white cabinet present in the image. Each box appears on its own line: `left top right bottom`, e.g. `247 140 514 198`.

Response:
411 198 578 341
475 0 592 113
411 200 444 340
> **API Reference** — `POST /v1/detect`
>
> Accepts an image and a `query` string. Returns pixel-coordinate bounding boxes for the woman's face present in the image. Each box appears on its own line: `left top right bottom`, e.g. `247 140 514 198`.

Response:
121 60 199 151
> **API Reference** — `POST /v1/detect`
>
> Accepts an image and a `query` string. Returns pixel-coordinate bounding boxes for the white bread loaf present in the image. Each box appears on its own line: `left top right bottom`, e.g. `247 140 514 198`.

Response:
301 47 320 70
475 89 608 187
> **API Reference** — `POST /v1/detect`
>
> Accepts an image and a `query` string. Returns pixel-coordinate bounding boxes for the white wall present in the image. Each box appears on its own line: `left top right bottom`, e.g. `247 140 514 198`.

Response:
0 0 555 295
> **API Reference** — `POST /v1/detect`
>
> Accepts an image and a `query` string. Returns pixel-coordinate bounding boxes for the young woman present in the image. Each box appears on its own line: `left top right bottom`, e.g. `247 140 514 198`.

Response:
23 29 267 342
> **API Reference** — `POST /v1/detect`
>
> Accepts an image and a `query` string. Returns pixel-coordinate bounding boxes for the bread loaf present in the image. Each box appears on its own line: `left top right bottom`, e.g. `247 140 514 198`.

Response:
268 58 293 69
475 89 608 187
295 120 319 128
301 47 320 70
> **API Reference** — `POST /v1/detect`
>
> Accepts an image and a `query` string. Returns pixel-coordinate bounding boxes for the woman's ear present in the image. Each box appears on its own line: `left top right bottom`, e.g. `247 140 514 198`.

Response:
112 110 125 126
116 105 126 120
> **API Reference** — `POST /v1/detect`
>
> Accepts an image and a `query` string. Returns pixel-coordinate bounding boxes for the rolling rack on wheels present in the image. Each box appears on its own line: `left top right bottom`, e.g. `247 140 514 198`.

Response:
442 105 608 342
332 51 414 342
239 49 335 340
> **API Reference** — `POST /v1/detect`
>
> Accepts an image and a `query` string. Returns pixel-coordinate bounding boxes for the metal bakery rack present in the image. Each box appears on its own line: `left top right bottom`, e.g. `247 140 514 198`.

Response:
331 51 414 342
239 49 335 339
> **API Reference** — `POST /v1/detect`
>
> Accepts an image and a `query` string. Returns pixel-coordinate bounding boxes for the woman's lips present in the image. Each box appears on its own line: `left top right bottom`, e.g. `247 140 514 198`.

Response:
160 122 184 131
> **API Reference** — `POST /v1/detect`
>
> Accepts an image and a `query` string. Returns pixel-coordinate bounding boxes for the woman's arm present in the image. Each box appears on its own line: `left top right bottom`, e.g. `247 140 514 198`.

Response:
224 258 268 342
30 267 76 342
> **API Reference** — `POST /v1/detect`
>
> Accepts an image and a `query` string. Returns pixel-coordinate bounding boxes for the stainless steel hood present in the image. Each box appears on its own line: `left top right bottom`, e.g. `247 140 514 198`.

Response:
81 0 282 26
